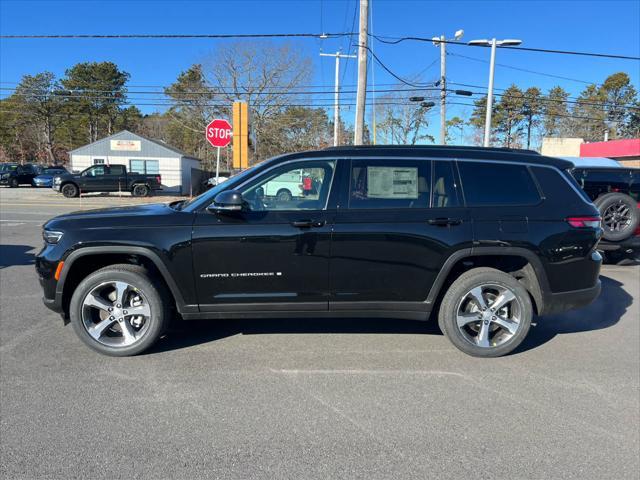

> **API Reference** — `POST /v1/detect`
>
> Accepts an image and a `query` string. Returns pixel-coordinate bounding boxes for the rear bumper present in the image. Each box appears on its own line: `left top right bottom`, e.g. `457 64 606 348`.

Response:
598 236 640 252
544 279 601 315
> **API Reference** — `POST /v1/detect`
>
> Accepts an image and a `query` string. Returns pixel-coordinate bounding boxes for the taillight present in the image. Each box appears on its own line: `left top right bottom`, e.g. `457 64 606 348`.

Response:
566 216 601 228
156 175 161 183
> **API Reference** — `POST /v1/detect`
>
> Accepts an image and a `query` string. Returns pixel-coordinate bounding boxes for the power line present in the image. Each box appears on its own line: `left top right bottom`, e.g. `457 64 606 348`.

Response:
370 35 640 61
0 32 352 39
449 52 597 85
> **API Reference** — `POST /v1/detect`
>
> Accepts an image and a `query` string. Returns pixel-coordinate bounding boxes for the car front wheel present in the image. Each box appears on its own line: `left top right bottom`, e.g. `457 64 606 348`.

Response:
61 183 78 198
9 178 18 188
69 264 169 356
438 267 532 357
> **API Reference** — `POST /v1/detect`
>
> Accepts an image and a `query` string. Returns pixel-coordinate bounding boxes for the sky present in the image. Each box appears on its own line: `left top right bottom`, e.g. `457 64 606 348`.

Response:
1 0 639 143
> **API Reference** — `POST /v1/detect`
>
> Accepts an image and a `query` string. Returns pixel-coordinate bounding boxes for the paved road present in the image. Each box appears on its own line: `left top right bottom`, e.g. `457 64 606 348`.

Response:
1 188 639 479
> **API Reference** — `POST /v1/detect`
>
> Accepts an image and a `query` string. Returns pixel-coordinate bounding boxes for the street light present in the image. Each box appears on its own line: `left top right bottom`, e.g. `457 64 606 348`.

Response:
468 38 522 146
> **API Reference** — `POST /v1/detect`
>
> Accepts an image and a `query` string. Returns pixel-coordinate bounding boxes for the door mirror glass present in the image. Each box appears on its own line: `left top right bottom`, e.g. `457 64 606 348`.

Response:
208 190 245 213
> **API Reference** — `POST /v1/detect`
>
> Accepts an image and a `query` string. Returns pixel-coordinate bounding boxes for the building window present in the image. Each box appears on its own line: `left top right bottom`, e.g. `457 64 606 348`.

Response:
130 159 160 175
93 158 105 165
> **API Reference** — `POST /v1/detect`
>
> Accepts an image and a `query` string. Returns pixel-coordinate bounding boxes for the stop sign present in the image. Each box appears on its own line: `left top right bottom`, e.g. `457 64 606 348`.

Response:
205 119 232 148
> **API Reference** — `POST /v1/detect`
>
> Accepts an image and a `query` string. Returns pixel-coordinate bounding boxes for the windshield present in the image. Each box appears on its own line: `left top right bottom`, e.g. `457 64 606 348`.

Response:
42 168 66 175
180 160 271 211
0 164 18 172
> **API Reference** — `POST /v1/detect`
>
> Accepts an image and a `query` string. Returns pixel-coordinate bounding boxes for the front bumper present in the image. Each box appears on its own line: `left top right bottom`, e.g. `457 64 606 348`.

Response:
52 184 61 192
598 236 640 252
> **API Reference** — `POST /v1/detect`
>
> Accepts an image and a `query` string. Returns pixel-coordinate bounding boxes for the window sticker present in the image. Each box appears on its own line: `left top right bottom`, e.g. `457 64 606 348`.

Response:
367 166 418 199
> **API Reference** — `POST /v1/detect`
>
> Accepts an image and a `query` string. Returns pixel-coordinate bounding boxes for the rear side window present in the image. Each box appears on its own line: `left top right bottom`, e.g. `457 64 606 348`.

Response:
349 159 430 209
110 165 126 175
432 161 460 207
458 162 540 206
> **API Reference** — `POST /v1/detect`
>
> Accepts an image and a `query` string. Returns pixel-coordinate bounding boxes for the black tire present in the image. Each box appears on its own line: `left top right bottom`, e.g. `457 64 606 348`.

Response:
597 192 639 241
61 183 79 198
276 188 292 202
438 267 533 357
8 177 18 188
132 184 150 197
69 264 170 356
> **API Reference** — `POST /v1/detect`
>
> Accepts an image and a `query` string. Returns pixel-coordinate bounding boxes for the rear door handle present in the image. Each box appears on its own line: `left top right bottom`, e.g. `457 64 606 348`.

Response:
428 217 462 226
291 219 326 228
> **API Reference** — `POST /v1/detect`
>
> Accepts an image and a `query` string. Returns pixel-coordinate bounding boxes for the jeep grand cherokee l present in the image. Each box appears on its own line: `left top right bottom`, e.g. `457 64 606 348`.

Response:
36 146 602 357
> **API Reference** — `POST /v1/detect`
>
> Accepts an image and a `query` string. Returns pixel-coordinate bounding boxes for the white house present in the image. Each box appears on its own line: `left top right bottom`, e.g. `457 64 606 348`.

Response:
68 130 202 195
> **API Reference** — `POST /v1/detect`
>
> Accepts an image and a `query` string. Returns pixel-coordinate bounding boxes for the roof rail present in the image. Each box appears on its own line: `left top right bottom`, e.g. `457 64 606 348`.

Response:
322 144 540 155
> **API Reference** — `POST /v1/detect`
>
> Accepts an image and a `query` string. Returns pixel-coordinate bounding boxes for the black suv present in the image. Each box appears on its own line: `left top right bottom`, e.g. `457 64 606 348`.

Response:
0 163 41 187
571 167 640 262
36 146 602 357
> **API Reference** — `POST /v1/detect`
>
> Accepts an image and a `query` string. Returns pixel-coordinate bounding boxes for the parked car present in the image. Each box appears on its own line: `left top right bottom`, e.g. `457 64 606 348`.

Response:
37 145 602 357
52 164 162 198
206 176 229 188
33 166 69 188
571 166 640 263
0 163 41 187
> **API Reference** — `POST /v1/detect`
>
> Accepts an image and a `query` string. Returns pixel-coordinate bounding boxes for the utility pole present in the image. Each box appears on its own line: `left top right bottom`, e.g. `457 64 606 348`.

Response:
320 51 356 146
354 0 369 145
439 35 446 145
432 30 463 145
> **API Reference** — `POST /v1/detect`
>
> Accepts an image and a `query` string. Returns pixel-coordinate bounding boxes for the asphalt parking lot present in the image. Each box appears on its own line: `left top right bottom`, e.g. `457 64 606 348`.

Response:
1 187 639 479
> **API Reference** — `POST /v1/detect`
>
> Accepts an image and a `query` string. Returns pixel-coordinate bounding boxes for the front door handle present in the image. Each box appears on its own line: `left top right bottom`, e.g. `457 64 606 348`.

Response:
428 217 462 226
291 219 326 228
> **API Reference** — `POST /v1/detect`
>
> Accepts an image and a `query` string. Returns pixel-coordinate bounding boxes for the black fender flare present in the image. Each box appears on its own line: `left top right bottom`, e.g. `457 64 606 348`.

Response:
55 246 190 314
425 247 551 315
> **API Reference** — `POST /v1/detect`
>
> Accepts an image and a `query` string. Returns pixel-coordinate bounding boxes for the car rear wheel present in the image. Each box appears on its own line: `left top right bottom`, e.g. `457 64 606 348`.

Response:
132 184 150 197
61 183 78 198
596 192 639 241
438 267 532 357
69 264 169 356
276 189 292 202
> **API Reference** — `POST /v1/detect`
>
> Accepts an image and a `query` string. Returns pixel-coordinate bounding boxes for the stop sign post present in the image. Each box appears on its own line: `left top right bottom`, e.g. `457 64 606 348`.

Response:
206 119 233 184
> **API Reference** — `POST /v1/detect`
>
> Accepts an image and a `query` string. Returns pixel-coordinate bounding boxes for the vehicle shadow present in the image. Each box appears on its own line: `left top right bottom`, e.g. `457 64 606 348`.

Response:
0 244 35 268
513 274 632 354
148 274 630 355
150 315 442 354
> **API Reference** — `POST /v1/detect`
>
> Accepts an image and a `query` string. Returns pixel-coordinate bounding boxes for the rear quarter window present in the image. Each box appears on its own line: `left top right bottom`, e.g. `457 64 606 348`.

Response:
458 161 540 206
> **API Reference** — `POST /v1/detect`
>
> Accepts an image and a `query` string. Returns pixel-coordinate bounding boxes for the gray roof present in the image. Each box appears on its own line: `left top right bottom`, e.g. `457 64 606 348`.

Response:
69 130 201 161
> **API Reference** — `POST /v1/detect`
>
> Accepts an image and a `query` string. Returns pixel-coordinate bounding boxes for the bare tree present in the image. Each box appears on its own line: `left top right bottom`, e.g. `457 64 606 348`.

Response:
374 86 437 145
203 41 313 162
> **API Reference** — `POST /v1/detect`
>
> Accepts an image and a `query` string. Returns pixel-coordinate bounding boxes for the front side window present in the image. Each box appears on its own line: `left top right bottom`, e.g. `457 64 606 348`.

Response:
83 166 105 177
239 160 336 211
458 161 540 206
349 159 430 209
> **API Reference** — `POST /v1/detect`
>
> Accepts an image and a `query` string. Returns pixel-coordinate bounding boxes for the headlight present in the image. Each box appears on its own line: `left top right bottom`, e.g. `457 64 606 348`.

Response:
53 177 62 184
43 230 64 244
1 173 9 179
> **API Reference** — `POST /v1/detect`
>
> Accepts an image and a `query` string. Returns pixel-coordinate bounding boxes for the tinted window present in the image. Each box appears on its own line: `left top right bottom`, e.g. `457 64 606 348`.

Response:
432 161 460 207
458 162 540 206
349 159 430 209
240 160 336 211
110 165 126 175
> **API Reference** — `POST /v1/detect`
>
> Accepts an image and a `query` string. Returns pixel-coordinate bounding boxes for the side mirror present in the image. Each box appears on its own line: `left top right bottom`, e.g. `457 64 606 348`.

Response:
207 190 245 213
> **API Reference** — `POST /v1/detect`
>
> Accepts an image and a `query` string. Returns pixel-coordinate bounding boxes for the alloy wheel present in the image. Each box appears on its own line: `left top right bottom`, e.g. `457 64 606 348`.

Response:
81 281 152 347
602 201 631 232
455 283 523 349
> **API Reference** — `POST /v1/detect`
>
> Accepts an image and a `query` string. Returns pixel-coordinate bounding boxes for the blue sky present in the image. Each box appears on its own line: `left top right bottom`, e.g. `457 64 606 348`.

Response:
1 0 639 142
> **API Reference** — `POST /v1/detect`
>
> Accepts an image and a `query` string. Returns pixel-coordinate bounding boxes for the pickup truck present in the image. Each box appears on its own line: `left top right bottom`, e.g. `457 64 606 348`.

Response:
53 164 162 198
